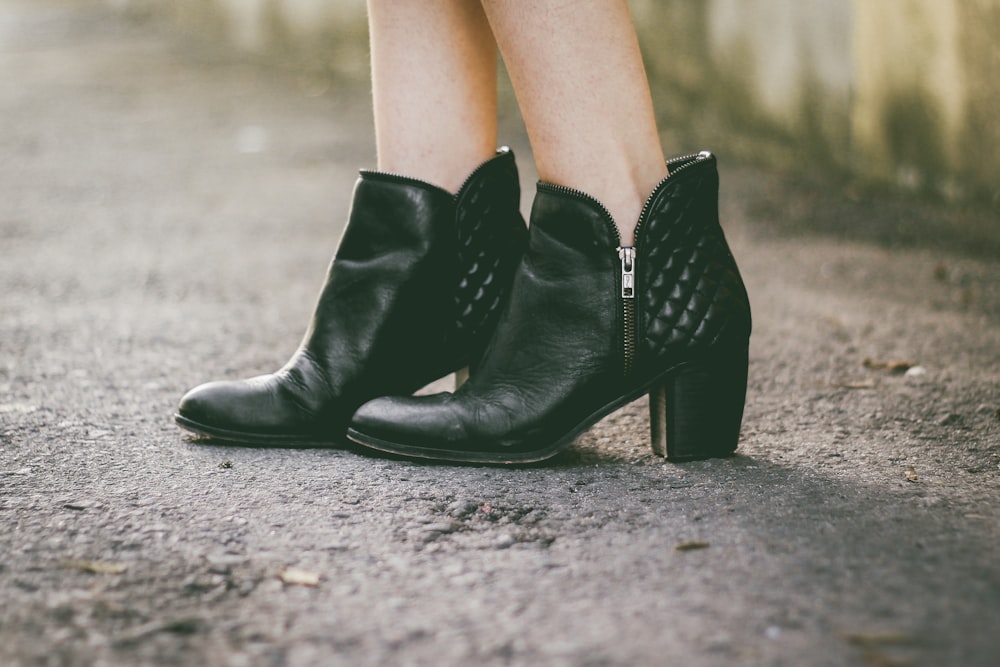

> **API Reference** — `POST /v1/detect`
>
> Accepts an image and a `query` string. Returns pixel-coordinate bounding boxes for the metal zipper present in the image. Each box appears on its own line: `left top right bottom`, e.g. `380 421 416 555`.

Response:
539 151 713 379
633 151 711 243
537 182 632 376
454 146 510 197
619 246 636 377
537 182 618 231
358 169 453 196
622 151 713 376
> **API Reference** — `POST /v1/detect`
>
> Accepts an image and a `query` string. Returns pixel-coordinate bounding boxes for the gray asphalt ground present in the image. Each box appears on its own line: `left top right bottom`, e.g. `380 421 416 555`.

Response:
2 3 1000 666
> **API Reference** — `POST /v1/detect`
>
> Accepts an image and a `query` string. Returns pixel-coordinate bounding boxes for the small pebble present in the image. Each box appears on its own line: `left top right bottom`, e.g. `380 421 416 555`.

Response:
446 500 480 517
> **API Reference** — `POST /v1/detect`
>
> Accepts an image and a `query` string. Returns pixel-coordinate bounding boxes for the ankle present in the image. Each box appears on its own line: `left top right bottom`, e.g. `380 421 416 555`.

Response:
377 144 498 194
608 195 643 247
606 165 669 246
534 146 669 245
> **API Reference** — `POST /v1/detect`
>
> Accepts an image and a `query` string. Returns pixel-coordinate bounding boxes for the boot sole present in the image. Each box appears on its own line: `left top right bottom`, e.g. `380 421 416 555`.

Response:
345 354 745 465
174 414 342 448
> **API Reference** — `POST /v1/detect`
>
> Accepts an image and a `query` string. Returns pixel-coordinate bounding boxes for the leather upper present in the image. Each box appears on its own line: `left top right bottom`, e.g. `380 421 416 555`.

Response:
350 186 623 454
349 153 752 458
453 149 526 364
636 155 751 378
176 150 526 441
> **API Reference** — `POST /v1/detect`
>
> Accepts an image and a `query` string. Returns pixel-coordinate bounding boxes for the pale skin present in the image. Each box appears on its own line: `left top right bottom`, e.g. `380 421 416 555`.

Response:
366 0 667 246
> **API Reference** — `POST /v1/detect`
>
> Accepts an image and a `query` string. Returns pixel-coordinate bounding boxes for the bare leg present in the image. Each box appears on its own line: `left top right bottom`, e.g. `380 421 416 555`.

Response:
481 0 666 244
367 0 499 192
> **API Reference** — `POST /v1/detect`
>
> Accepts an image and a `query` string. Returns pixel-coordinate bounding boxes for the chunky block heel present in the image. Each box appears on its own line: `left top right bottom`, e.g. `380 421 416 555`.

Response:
650 346 749 461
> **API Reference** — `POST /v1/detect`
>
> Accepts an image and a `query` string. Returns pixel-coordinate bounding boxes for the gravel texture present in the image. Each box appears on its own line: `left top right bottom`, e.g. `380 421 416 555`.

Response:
2 3 999 666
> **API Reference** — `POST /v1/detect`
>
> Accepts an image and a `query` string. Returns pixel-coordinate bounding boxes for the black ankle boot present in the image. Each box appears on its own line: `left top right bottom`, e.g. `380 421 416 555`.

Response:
347 151 751 463
175 148 527 444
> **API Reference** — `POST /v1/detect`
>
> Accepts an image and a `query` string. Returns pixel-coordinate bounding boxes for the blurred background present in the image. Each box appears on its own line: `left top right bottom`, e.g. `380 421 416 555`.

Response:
104 0 1000 206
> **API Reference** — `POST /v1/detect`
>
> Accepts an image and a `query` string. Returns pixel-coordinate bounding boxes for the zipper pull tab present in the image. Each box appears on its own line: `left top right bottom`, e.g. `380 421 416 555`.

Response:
618 246 635 299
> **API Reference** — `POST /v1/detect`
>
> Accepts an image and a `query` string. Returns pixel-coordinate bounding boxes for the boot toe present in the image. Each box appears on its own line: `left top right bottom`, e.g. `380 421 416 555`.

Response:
350 394 466 449
175 376 293 438
176 380 251 432
349 394 544 462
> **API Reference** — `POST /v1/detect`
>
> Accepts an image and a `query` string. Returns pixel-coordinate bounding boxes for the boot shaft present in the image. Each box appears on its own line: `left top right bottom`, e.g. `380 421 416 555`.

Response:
632 151 752 378
453 148 527 363
319 147 527 378
519 151 751 385
176 148 526 444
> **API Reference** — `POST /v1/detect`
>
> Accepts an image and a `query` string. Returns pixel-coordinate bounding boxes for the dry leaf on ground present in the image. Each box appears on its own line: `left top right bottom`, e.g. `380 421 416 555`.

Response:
863 358 917 374
278 567 321 587
63 559 128 574
843 631 915 647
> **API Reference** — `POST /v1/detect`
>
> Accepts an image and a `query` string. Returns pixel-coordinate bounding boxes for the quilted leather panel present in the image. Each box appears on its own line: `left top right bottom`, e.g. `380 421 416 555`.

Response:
454 151 527 362
638 159 751 367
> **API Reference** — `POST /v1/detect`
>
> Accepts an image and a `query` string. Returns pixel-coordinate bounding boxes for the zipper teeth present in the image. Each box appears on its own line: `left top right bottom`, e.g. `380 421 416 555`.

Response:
628 151 711 377
455 146 510 197
359 169 458 198
362 146 510 199
623 299 636 377
541 152 712 379
634 151 711 245
540 181 631 378
537 182 621 245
